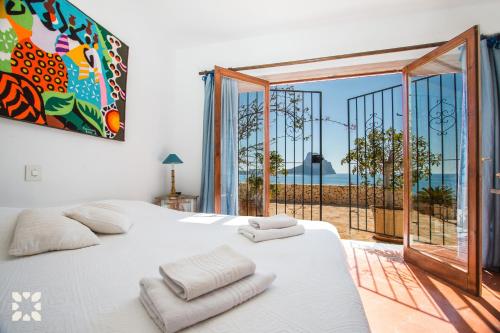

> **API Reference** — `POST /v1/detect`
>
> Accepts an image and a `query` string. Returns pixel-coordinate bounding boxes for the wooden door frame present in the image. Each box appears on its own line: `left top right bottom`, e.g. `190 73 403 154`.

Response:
402 26 481 296
214 66 270 216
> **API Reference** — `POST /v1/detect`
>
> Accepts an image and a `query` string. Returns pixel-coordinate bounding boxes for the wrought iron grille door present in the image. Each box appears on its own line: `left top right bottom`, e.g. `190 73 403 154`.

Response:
346 74 461 242
237 88 323 219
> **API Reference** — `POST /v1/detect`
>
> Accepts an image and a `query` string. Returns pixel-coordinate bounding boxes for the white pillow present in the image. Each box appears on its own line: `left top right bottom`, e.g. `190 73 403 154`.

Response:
65 206 131 234
85 201 127 214
9 209 100 257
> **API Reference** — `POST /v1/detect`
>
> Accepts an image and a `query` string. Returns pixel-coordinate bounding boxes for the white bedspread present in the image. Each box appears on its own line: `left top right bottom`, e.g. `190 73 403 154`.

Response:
0 201 369 333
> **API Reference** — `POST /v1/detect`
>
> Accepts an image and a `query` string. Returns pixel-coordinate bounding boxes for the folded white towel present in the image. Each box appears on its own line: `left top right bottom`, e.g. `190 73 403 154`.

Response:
159 245 256 301
248 214 297 230
140 272 276 333
238 224 305 242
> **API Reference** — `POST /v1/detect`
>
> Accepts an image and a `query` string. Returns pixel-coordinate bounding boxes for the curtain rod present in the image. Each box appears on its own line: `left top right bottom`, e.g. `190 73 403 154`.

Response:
482 33 500 40
198 41 447 76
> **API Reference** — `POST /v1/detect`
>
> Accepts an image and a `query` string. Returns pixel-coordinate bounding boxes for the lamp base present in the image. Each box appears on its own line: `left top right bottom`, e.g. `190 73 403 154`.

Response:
169 169 177 197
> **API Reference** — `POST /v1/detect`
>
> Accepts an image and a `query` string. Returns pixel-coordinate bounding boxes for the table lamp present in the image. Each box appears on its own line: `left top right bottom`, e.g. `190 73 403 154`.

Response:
163 154 183 196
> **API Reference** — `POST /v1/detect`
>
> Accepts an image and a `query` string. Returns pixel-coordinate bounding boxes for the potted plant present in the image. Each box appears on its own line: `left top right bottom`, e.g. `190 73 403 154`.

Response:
415 185 455 220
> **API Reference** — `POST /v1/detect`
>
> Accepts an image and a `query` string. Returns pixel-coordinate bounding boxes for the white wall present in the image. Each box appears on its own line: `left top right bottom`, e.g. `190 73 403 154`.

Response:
0 0 174 207
170 1 500 197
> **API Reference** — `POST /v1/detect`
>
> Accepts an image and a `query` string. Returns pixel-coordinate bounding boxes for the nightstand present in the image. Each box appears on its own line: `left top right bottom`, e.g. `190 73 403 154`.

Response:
154 194 199 212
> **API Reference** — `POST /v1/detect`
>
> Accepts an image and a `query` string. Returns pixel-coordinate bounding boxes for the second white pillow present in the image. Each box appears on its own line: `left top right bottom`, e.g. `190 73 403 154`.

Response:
66 206 132 234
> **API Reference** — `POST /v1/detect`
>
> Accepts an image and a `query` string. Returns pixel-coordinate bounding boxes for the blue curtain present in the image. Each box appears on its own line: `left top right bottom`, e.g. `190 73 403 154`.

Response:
456 47 468 259
220 78 239 215
199 73 215 213
481 36 500 271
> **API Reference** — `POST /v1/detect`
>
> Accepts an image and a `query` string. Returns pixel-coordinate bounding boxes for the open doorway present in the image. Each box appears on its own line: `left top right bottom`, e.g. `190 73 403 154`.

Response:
238 74 404 241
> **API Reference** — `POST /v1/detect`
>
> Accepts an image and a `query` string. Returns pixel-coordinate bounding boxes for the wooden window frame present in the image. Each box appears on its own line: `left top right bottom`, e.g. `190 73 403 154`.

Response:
402 26 481 296
214 66 270 216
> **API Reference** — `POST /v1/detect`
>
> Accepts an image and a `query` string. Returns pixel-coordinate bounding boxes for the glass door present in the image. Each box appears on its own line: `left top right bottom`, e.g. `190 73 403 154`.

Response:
402 27 480 295
214 67 270 216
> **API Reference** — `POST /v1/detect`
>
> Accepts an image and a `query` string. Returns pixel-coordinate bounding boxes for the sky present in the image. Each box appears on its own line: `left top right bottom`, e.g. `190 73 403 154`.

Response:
238 72 462 175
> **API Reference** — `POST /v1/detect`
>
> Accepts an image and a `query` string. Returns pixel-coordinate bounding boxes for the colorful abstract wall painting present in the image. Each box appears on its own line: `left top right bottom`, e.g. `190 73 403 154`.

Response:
0 0 129 140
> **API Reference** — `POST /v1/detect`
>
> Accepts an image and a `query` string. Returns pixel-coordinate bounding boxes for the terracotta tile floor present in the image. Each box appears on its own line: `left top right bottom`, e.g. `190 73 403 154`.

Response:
343 240 500 333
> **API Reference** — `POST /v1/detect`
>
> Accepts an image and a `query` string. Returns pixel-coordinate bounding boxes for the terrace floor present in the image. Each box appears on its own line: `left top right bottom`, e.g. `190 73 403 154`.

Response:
271 203 467 270
271 204 458 241
344 240 500 333
270 203 377 241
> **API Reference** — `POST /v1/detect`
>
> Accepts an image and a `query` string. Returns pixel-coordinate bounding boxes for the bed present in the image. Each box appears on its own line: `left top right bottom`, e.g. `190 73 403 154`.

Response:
0 201 370 333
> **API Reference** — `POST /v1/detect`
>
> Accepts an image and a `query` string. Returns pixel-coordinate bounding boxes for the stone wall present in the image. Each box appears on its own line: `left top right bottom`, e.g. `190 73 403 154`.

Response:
239 184 404 207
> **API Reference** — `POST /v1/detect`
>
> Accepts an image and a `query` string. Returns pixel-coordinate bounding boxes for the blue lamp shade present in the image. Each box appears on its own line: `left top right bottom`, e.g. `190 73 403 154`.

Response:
163 154 183 165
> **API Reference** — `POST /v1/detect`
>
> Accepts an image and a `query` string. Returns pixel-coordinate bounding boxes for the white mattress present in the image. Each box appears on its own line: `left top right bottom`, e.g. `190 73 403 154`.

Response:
0 201 370 333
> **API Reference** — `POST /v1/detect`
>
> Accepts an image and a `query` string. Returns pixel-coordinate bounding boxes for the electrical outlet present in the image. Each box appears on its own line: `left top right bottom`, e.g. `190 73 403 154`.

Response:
25 165 42 182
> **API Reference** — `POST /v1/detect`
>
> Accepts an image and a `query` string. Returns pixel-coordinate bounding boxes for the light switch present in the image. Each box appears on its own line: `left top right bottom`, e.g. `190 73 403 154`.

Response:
25 165 42 182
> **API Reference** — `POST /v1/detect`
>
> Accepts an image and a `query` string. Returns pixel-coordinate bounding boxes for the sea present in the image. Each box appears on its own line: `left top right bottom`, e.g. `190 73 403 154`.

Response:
239 173 458 192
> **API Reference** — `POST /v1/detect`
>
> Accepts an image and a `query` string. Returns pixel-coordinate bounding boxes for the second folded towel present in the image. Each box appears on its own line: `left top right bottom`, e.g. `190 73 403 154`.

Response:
248 213 297 230
159 245 256 301
238 224 305 242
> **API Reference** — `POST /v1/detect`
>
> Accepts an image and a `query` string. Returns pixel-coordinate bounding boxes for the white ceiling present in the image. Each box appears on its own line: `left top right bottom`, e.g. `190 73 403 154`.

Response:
160 0 493 47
